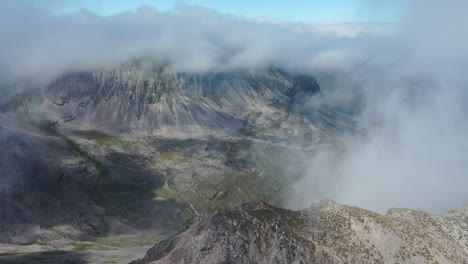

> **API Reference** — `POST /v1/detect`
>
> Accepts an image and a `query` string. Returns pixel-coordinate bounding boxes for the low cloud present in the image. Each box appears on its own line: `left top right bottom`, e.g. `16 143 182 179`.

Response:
289 0 468 213
0 2 389 83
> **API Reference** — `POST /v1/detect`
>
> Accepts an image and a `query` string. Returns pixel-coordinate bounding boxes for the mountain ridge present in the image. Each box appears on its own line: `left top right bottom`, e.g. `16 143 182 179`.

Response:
43 63 320 134
132 201 468 264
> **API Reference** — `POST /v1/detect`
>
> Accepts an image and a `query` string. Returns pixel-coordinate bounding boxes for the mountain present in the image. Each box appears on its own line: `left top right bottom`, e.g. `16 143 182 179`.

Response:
2 61 466 264
0 62 356 263
132 201 468 264
0 62 356 237
43 60 325 139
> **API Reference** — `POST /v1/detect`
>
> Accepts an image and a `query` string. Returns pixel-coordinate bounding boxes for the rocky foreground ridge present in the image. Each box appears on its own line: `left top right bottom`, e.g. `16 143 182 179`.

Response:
132 201 468 264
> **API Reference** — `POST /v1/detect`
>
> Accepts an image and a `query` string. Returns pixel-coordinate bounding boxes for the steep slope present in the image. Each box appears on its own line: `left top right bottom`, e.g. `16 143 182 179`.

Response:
0 113 107 244
131 202 338 264
42 60 350 145
133 201 468 264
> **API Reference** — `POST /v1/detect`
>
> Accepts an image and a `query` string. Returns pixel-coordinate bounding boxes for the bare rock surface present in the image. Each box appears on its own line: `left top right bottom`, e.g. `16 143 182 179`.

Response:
133 201 468 264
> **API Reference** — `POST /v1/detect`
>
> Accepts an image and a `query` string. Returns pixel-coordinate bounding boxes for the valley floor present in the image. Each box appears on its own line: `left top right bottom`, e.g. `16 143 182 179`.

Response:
0 230 172 264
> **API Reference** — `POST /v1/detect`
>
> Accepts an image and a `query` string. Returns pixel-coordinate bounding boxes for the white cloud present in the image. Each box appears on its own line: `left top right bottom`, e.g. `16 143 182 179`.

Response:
0 3 393 83
289 0 468 213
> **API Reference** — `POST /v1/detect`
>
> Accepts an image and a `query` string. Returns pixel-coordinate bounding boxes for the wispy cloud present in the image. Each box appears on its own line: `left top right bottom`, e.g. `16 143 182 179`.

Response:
289 0 468 213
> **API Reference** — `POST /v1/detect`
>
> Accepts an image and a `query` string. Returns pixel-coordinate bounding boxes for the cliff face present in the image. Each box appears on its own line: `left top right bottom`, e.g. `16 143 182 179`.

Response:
43 62 323 138
132 201 468 264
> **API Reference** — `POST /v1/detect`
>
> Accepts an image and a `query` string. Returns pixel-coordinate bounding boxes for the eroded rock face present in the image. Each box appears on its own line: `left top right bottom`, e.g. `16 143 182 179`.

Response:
133 202 468 264
131 202 338 264
42 61 327 139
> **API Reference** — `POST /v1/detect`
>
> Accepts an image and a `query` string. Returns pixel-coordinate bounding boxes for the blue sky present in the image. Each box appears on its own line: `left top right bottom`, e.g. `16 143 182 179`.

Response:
45 0 402 23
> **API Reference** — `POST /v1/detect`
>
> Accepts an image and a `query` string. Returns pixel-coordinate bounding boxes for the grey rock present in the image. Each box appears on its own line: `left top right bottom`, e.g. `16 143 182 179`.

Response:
132 201 468 264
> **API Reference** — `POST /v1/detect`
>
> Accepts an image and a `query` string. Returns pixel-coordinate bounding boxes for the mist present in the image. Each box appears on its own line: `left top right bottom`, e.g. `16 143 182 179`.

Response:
290 0 468 214
1 1 468 213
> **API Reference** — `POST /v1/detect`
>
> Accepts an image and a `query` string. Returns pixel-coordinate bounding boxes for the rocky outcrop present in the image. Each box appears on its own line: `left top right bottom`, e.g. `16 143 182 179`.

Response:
133 201 468 264
131 202 339 264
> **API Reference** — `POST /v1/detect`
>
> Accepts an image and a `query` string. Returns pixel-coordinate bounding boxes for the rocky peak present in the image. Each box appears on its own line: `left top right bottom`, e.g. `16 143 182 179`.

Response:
42 62 322 135
133 202 468 264
131 202 337 264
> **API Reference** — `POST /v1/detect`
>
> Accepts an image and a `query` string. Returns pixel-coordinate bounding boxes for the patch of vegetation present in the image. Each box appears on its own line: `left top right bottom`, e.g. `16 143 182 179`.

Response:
174 208 196 226
159 151 186 162
73 243 92 251
250 209 278 221
72 130 125 147
92 231 171 250
93 237 154 249
188 171 276 212
155 183 185 202
33 119 110 177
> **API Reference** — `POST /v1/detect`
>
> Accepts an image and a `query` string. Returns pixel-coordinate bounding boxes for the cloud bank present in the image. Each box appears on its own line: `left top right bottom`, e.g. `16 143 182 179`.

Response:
0 2 391 83
289 0 468 213
1 1 468 213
